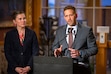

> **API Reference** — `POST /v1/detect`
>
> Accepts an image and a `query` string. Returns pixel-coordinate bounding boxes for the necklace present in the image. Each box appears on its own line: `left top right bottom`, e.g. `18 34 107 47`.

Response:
19 33 24 46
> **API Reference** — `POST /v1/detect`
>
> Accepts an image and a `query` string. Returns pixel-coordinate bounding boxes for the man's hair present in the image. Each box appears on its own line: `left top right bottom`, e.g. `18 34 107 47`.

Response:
63 5 76 13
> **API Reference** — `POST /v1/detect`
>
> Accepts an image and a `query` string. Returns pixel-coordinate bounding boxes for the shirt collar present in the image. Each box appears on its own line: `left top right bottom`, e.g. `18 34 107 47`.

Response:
66 23 78 34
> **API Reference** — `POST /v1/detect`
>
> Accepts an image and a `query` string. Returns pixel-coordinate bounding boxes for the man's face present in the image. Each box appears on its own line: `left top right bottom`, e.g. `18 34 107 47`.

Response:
64 9 77 26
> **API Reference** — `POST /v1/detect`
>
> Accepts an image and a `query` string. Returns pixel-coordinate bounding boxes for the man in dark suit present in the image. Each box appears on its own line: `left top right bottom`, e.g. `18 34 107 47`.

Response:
52 5 98 74
4 10 39 74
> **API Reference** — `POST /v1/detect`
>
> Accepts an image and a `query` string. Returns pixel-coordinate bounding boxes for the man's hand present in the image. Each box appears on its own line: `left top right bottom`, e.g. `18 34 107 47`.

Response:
54 45 62 57
68 48 80 58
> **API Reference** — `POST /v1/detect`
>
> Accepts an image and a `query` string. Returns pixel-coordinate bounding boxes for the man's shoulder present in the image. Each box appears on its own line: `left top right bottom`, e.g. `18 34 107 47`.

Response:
57 25 66 30
78 23 91 30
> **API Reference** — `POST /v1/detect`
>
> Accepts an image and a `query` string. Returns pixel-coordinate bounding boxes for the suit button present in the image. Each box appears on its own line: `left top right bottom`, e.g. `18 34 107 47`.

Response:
21 52 23 55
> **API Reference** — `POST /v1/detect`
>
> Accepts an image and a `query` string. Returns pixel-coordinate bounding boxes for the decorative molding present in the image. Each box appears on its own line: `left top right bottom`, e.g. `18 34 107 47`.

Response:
26 0 32 26
0 0 32 27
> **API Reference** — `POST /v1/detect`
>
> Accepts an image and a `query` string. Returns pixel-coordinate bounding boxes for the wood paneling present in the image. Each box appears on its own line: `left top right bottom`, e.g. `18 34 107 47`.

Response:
32 0 41 43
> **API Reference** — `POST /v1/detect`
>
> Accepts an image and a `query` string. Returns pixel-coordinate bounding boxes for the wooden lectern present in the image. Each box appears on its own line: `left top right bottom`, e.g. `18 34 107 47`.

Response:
96 26 109 74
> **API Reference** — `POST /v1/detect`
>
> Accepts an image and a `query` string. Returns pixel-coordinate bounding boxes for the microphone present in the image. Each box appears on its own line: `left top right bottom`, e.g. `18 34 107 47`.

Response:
73 30 76 38
52 34 68 48
52 34 69 57
74 30 75 34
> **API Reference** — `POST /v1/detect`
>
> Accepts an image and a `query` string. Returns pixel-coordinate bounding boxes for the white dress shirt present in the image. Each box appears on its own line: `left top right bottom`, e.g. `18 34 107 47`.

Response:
66 24 78 44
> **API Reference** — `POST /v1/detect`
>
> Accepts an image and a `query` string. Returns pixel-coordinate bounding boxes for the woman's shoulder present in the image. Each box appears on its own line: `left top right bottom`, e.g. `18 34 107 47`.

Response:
6 28 16 34
5 28 17 38
25 27 36 36
25 27 35 33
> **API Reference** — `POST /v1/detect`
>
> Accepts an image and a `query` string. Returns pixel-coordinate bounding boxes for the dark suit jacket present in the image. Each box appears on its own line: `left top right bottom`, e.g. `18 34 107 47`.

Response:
52 23 98 65
4 27 39 74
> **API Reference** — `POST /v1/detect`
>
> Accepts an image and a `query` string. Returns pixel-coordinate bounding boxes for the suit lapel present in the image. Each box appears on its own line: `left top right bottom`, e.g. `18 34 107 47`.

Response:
14 29 22 47
23 27 27 45
72 23 82 49
62 25 69 50
12 28 23 53
15 27 28 52
22 27 29 52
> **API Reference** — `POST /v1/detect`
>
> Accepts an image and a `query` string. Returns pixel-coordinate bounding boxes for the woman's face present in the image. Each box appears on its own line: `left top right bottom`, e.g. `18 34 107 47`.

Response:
13 13 26 28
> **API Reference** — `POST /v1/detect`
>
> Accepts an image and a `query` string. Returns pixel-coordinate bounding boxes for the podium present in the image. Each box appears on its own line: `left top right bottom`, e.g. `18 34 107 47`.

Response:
96 26 109 74
33 56 73 74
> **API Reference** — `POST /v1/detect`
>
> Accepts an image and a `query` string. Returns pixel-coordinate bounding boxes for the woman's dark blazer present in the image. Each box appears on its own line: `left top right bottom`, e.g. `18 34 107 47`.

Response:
4 27 39 74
